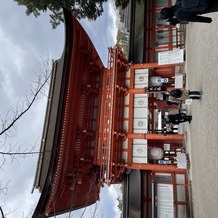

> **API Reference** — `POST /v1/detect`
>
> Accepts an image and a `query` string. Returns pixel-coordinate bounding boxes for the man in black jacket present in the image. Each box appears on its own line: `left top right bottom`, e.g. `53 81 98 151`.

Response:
160 0 218 24
167 113 192 124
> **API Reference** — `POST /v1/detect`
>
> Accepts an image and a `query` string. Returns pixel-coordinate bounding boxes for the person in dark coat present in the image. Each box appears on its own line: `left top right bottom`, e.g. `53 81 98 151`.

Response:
167 113 192 124
160 0 218 24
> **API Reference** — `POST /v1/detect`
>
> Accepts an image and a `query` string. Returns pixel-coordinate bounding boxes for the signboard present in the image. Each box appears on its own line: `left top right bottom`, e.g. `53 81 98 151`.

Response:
158 49 184 65
146 86 166 92
175 73 184 88
156 77 169 83
157 184 174 218
176 152 187 169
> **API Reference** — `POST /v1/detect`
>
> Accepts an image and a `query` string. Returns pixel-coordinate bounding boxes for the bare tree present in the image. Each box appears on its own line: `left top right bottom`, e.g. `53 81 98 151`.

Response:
0 206 5 218
0 58 51 217
0 58 51 137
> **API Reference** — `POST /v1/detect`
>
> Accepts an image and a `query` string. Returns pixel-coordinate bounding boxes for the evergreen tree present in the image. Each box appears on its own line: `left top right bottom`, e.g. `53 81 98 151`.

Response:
115 0 130 9
15 0 131 28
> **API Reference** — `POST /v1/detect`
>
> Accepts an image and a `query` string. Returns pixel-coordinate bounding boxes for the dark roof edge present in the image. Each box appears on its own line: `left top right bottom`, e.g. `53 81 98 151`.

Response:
32 8 73 218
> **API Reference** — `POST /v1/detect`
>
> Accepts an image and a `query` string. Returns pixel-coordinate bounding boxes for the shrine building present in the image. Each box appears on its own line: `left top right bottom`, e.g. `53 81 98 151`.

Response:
33 2 190 217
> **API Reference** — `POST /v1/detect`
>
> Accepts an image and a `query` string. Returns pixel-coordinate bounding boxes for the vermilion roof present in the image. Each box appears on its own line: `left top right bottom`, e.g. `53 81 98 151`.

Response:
33 9 104 217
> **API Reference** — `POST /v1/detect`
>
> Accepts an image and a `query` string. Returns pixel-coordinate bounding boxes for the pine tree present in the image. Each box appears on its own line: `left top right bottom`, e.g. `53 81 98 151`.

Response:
15 0 131 28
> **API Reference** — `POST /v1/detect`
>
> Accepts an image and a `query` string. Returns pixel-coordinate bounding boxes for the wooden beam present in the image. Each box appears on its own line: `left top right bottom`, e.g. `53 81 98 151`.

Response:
131 63 182 69
127 133 184 141
129 163 186 173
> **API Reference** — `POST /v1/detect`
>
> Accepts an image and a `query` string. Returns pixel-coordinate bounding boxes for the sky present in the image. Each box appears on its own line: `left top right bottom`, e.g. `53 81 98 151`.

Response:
0 1 121 217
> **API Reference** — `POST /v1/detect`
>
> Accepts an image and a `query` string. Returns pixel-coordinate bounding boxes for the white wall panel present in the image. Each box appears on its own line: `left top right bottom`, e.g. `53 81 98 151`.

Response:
134 94 148 98
123 120 128 131
133 144 147 157
133 139 148 144
126 69 130 77
134 97 148 108
132 157 148 163
125 80 130 88
124 108 129 118
124 95 129 105
133 129 148 133
122 151 128 162
122 140 128 149
134 108 148 118
135 69 149 74
133 119 148 129
134 69 149 88
135 74 149 84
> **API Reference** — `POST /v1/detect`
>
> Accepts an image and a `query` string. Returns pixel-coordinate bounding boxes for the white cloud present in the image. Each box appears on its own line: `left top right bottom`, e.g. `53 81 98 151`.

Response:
80 1 118 67
108 1 118 44
0 28 24 71
1 177 40 217
108 185 122 217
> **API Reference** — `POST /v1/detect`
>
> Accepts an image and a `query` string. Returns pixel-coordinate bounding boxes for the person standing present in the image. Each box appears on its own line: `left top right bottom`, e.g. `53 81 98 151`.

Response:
160 0 218 24
167 113 192 124
167 89 203 104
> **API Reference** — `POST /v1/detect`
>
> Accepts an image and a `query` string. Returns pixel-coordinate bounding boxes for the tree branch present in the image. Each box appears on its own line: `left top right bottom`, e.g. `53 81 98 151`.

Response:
0 206 5 218
0 73 50 136
0 150 50 156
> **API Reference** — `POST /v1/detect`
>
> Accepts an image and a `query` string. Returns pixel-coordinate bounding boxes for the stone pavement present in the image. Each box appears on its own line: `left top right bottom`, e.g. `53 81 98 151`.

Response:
183 13 218 218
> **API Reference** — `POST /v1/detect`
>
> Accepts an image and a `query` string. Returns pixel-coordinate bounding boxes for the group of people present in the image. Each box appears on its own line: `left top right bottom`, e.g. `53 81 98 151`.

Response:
165 88 203 124
159 1 209 124
160 0 218 24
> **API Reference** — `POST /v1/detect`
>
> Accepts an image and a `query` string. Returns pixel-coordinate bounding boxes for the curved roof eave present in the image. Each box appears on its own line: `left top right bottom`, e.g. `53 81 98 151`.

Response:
33 8 104 217
32 9 74 218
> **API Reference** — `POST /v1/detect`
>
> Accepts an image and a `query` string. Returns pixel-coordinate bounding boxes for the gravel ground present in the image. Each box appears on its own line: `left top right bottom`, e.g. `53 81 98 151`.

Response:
185 13 218 218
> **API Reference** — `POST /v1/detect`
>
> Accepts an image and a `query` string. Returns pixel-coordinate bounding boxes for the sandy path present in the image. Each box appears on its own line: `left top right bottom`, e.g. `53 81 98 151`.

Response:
185 13 218 218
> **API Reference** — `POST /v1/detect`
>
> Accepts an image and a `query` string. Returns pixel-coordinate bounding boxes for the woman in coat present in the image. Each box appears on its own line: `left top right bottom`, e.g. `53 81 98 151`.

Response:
160 0 218 24
167 89 202 104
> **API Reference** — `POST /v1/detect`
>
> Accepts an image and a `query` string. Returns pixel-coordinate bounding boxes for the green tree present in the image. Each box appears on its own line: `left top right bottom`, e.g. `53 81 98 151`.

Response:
15 0 106 28
15 0 131 28
115 0 130 9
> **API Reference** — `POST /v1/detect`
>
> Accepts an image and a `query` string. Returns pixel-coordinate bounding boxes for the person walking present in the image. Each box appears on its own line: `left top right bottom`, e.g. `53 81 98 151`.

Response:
160 0 218 24
167 113 192 124
167 89 203 104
